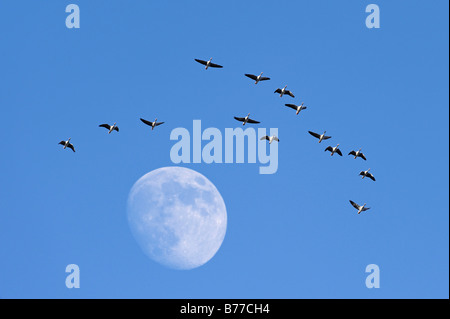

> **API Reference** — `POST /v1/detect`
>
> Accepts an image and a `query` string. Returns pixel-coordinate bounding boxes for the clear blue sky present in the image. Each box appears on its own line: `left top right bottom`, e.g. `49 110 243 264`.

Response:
0 0 448 298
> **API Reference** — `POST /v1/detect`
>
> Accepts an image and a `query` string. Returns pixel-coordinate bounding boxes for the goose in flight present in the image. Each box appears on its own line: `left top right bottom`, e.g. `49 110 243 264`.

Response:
140 118 165 130
349 200 370 214
359 168 376 181
260 135 279 144
285 103 307 115
99 122 119 134
325 144 343 156
308 131 331 143
234 113 260 126
194 58 223 70
58 138 75 152
245 72 270 84
274 85 295 98
348 148 367 160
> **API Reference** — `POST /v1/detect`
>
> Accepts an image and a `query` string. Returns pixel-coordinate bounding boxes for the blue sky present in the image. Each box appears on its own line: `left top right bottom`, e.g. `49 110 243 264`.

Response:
0 0 448 298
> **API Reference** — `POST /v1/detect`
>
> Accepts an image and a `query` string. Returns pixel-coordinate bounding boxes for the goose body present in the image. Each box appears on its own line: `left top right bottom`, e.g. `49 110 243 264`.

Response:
140 118 165 130
58 138 75 152
260 135 279 144
359 168 376 181
325 144 342 156
99 122 119 134
349 200 370 214
308 131 331 143
349 148 367 160
274 85 295 98
285 103 307 115
194 58 223 70
234 113 260 126
245 72 270 84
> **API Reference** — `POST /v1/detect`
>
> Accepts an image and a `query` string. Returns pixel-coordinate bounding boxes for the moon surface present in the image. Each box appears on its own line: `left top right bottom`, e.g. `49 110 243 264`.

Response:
127 167 227 270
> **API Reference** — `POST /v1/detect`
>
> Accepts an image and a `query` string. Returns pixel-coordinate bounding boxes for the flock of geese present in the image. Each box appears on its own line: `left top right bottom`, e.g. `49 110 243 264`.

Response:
59 56 376 214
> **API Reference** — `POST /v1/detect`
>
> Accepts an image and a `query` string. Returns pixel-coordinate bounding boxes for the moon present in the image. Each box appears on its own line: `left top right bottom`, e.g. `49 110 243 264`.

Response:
127 167 227 270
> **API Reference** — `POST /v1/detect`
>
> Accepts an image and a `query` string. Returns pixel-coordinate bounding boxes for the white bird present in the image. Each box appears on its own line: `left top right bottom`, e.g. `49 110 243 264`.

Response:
58 138 75 152
359 168 376 181
260 135 279 144
194 58 223 70
324 144 343 156
245 72 270 84
348 148 367 160
349 200 371 214
99 122 119 134
308 131 331 143
274 85 295 98
285 103 307 115
234 113 260 126
140 118 165 130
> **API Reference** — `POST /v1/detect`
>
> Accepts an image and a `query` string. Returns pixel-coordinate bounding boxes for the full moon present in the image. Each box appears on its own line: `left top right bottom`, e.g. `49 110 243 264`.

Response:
127 167 227 270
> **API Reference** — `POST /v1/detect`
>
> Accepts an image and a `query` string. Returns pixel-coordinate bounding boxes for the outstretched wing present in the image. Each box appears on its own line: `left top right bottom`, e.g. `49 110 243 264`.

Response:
273 136 279 142
322 135 332 140
155 122 165 127
58 141 66 145
247 118 260 124
274 88 282 94
349 200 360 210
234 117 245 122
99 124 111 130
367 173 376 181
259 76 270 81
285 104 298 110
194 59 207 66
140 118 153 126
209 62 223 68
245 74 258 81
308 131 321 139
362 207 370 211
325 146 333 152
260 135 270 141
67 143 75 152
349 150 357 156
114 126 119 132
336 149 343 156
360 153 367 161
285 90 295 98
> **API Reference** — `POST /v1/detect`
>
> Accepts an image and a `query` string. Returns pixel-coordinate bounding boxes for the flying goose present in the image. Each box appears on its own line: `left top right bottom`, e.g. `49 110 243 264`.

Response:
349 200 370 214
348 148 367 160
260 135 279 144
274 85 295 98
99 122 119 134
359 168 376 181
285 103 307 115
308 131 331 143
245 72 270 84
140 118 165 130
194 58 223 70
325 144 343 156
234 113 260 125
58 138 75 152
